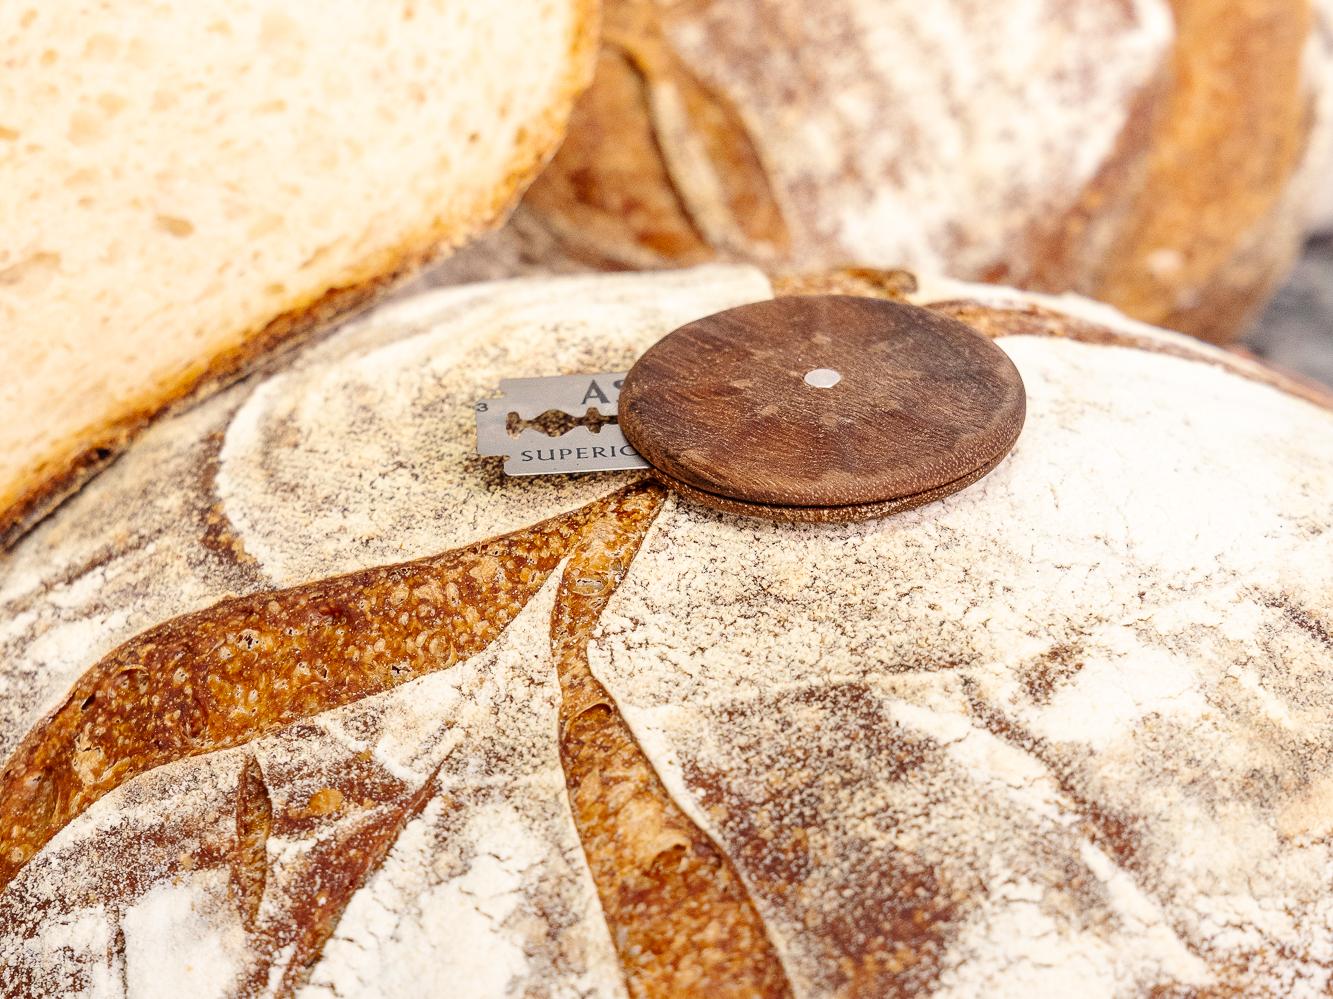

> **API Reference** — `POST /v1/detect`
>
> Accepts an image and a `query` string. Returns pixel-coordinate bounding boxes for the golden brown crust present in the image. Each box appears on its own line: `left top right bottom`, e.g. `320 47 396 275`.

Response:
0 475 795 994
518 0 790 272
237 755 449 997
0 0 601 553
0 494 608 891
771 267 920 301
992 68 1168 297
553 482 792 997
2 269 1331 991
522 44 714 270
230 754 272 930
1079 0 1317 342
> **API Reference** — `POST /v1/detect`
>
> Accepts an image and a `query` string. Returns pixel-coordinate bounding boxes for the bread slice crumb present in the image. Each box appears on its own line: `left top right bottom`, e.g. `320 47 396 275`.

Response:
0 0 597 548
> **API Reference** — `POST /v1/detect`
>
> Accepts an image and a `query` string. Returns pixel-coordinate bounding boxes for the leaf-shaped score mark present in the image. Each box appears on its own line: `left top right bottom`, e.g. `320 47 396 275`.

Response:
555 488 792 997
523 0 790 269
0 490 618 893
0 479 793 996
230 750 451 996
0 478 798 996
230 752 273 929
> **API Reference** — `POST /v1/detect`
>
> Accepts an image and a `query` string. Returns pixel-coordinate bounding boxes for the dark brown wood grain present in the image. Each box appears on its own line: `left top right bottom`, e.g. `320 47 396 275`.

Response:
619 296 1026 516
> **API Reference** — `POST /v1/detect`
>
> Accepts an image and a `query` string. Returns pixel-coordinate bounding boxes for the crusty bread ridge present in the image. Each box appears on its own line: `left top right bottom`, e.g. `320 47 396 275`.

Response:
0 0 599 551
2 266 1332 995
436 0 1333 346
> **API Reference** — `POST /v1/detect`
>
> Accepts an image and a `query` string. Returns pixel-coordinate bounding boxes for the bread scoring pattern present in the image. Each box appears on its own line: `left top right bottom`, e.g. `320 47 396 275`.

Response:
2 267 1332 995
0 501 596 895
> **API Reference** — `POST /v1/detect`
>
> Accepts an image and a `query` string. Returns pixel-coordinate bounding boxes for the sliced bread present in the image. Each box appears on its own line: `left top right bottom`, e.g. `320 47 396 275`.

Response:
0 0 596 547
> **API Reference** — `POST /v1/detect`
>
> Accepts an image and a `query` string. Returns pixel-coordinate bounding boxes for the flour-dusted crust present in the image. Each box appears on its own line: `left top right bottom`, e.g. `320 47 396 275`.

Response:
2 265 1332 996
436 0 1333 347
591 335 1333 996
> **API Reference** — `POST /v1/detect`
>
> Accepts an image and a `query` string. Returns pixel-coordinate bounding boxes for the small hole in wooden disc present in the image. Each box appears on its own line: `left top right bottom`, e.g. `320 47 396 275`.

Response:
804 368 842 388
620 295 1027 512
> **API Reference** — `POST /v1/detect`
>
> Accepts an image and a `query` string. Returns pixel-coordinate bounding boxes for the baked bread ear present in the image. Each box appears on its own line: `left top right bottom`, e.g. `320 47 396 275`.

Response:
2 265 1331 996
437 0 1333 346
0 0 597 551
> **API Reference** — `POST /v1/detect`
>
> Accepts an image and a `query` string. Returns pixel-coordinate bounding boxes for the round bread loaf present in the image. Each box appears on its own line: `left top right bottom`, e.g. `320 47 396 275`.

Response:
439 0 1333 347
1 266 1331 996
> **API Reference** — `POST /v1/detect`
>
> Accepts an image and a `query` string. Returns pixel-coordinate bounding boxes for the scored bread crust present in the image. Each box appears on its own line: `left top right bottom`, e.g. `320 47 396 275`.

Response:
435 0 1333 346
2 266 1331 996
0 0 600 554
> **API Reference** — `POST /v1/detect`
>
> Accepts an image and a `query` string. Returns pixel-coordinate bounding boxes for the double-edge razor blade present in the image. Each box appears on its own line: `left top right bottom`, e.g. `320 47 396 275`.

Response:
475 372 650 476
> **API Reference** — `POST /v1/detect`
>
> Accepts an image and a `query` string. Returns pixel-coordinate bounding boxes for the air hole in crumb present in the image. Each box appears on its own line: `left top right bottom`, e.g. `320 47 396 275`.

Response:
80 693 96 711
0 252 59 287
67 109 105 145
97 93 128 116
83 33 119 60
260 11 302 48
156 215 195 238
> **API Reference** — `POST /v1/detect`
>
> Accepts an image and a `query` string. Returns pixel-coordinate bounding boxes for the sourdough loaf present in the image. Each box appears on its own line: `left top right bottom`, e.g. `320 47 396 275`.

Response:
2 266 1332 996
0 0 597 551
438 0 1333 347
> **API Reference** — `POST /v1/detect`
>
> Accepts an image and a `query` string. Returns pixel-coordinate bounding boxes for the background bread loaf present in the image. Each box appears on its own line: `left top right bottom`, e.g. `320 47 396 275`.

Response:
0 0 597 551
2 266 1331 996
438 0 1333 349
